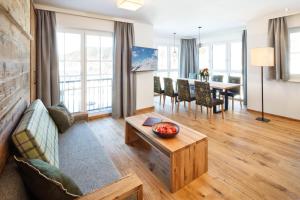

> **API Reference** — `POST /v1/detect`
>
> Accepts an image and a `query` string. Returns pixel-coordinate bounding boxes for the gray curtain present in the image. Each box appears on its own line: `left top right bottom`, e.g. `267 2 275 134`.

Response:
268 17 289 81
180 39 199 78
36 10 59 106
112 22 135 118
242 30 247 106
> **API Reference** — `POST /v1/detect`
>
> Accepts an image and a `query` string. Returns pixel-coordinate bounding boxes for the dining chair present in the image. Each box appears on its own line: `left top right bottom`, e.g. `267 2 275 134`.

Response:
154 76 164 105
211 75 224 98
177 79 195 112
163 77 178 111
194 81 224 119
188 73 198 79
221 76 242 110
212 75 224 82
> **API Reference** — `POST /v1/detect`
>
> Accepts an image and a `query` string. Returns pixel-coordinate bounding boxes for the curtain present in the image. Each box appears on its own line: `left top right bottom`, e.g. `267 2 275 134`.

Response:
36 10 60 106
268 17 289 81
180 39 199 78
112 22 135 118
242 30 247 106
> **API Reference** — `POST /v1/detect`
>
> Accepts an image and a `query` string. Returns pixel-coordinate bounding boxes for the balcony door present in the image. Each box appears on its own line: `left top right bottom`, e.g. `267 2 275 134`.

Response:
57 30 113 113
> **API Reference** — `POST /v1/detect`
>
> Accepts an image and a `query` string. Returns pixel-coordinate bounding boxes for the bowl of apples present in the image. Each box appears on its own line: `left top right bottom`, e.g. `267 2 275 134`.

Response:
152 122 180 138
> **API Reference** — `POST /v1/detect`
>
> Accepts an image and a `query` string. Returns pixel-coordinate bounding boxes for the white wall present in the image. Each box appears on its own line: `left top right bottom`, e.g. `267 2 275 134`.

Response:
134 22 155 110
247 13 300 120
56 13 155 111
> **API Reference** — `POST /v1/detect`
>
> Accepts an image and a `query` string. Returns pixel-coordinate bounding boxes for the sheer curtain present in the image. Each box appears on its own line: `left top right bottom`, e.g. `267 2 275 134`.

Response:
180 39 199 78
36 10 60 106
112 22 136 118
268 17 289 81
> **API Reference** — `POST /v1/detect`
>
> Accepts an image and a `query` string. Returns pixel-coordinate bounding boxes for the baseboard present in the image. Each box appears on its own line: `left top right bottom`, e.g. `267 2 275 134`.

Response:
88 112 112 120
247 109 300 122
134 106 155 115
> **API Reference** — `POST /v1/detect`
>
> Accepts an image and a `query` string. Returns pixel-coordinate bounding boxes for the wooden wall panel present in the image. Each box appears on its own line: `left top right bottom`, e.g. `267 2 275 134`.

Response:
0 0 31 173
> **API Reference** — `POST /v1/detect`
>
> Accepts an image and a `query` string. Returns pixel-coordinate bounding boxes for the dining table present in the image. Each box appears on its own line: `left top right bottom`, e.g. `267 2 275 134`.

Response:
175 79 241 113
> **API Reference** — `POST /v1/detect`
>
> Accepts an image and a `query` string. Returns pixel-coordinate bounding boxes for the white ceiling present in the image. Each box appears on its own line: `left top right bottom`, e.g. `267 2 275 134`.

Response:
34 0 300 37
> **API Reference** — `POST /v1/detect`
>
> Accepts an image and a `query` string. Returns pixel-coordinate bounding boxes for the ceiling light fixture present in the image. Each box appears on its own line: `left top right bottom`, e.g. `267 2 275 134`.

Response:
198 26 202 48
172 33 177 61
117 0 144 11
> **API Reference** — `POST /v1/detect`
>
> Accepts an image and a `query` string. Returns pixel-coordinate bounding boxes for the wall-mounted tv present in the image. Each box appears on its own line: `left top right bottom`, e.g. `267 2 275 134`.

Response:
131 46 158 72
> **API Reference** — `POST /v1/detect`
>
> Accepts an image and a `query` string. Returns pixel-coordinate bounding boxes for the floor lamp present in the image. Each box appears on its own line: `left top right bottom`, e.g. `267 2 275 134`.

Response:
250 47 274 123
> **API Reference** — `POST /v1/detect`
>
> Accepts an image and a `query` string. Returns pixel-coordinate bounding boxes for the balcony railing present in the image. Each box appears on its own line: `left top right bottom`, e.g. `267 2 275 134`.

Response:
60 76 112 113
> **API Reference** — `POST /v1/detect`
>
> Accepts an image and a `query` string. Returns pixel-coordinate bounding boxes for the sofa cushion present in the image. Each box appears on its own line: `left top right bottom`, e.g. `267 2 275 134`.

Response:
12 99 59 168
47 103 74 133
14 157 81 200
58 122 121 194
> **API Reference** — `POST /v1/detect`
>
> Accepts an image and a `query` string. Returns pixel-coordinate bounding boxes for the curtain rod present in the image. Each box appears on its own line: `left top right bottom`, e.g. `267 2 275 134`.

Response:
34 3 135 23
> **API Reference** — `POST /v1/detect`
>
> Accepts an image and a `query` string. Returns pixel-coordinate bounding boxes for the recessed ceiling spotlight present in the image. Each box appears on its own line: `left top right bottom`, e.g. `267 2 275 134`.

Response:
117 0 144 11
285 8 289 12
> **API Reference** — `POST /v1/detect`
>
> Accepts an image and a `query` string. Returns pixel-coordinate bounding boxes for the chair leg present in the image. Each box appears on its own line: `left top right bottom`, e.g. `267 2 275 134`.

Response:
240 99 242 108
188 102 191 112
201 106 203 113
159 94 162 105
184 101 186 108
221 103 224 119
206 107 209 117
195 105 198 119
232 97 234 110
163 95 166 108
177 100 180 112
171 97 174 111
210 108 212 119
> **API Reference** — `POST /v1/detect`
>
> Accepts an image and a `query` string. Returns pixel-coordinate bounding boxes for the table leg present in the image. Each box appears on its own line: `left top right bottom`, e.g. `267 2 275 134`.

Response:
212 88 217 113
125 122 139 144
224 89 229 111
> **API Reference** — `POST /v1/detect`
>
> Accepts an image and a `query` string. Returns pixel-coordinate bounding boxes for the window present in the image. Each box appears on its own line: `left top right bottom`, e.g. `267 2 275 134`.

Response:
289 28 300 80
57 30 113 113
155 45 179 79
199 40 243 98
230 42 242 72
212 43 227 71
199 46 210 69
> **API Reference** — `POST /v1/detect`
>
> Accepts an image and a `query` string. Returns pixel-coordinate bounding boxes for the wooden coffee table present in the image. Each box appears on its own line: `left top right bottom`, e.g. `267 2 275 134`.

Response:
125 113 208 192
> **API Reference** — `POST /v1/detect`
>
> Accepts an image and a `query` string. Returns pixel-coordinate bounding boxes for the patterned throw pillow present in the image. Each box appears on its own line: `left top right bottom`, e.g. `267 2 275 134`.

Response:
48 103 74 133
12 99 59 168
14 156 82 200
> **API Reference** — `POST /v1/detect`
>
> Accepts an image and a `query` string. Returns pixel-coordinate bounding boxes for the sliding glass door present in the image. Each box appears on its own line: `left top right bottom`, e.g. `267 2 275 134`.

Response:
57 30 113 113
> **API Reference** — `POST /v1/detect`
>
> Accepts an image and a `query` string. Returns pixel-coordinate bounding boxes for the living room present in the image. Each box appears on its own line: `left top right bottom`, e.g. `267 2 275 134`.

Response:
0 0 299 200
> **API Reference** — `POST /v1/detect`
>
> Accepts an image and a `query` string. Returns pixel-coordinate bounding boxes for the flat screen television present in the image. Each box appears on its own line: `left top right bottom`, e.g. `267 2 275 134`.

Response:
131 46 158 72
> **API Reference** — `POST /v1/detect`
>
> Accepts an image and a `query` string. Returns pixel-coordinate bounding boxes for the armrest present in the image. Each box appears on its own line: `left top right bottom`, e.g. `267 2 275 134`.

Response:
77 173 143 200
72 112 89 122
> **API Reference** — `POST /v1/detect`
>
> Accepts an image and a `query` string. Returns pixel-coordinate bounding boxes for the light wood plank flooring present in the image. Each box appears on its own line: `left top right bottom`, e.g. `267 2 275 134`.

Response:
88 98 300 200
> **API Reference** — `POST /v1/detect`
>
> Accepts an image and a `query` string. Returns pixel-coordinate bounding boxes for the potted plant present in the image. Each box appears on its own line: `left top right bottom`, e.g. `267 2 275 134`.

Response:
199 68 209 82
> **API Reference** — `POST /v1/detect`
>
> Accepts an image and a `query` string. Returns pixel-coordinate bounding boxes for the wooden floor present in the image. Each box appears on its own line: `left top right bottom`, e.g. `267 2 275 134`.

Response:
88 97 300 200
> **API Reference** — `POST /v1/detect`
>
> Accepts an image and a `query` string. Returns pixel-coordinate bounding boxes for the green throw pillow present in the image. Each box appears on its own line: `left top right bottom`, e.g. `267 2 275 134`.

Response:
48 103 74 133
14 156 82 200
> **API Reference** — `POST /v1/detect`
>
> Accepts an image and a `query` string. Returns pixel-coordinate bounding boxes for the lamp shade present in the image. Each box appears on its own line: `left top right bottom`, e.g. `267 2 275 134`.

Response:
251 47 274 67
117 0 144 11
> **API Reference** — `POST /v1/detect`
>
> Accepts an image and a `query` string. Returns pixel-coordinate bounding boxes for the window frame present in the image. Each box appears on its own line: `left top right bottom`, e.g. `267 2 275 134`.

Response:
288 27 300 82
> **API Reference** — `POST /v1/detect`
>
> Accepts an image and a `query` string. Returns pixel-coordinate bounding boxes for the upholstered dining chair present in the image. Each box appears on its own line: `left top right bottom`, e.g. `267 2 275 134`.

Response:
154 76 164 105
194 81 224 119
188 73 198 79
212 75 224 82
163 77 178 111
221 76 242 110
211 75 224 98
177 79 195 112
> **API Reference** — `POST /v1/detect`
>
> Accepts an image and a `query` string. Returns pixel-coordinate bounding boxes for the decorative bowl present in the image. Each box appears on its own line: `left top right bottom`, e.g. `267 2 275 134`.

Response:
152 122 180 138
